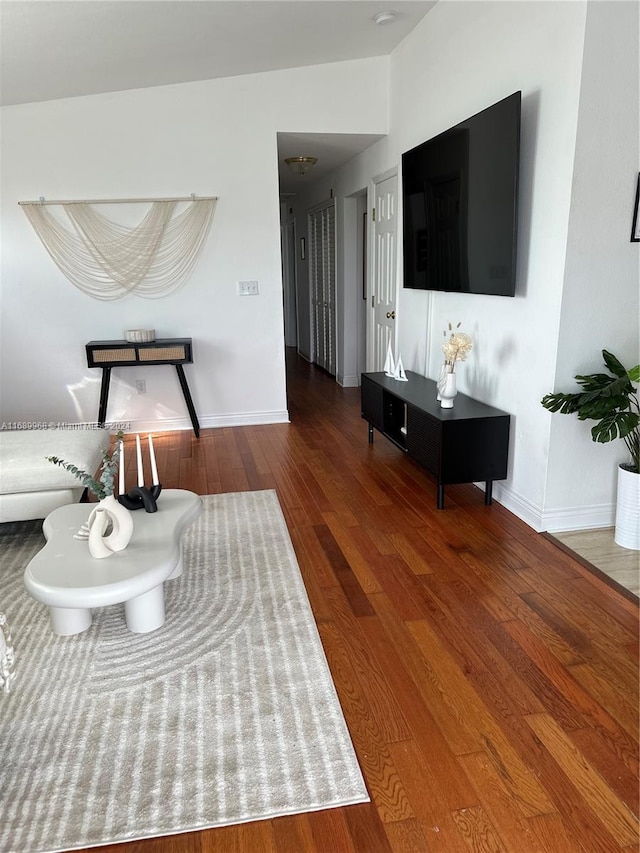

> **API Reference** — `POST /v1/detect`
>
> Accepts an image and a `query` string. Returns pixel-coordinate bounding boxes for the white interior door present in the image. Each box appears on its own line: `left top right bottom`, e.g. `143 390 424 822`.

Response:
308 201 336 375
369 174 398 371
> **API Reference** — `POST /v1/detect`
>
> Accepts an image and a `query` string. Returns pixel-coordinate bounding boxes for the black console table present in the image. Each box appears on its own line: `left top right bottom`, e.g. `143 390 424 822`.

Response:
361 370 510 509
86 338 200 437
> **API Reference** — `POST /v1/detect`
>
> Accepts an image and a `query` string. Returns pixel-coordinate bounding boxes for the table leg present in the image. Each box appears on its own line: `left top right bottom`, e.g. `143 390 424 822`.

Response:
124 585 165 633
485 480 493 505
175 364 200 438
437 484 445 510
98 367 112 427
167 545 184 580
49 606 92 636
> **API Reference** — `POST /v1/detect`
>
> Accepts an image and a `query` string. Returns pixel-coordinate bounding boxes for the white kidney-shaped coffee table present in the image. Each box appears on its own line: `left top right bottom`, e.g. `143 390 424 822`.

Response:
24 489 202 636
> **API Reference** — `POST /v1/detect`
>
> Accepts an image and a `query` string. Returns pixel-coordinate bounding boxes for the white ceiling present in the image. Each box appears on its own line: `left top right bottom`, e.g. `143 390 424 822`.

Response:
1 0 436 194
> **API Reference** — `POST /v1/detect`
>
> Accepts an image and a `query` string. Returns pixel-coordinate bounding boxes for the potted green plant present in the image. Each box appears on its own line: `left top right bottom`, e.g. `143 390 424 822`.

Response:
541 350 639 550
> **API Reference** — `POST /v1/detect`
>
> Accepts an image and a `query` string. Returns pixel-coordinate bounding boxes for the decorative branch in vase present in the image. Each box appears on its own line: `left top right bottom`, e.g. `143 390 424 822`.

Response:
46 431 134 558
437 322 473 408
47 431 124 500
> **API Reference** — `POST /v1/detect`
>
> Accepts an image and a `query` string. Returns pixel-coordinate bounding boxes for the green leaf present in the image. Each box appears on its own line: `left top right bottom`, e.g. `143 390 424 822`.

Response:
575 372 616 391
591 411 640 444
602 350 627 378
541 392 582 414
628 365 640 383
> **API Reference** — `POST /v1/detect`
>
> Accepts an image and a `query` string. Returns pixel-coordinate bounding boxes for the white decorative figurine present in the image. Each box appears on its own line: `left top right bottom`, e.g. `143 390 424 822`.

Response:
383 340 395 377
393 355 408 381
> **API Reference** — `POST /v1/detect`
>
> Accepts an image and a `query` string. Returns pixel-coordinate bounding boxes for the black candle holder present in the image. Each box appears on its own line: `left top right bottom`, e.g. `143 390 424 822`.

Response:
117 484 162 513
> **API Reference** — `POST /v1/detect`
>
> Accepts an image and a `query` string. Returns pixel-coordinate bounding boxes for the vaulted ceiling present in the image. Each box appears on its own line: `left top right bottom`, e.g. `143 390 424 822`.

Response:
1 1 436 194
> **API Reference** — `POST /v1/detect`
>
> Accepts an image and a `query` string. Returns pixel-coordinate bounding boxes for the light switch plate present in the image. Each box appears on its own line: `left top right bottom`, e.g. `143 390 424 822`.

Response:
238 280 259 295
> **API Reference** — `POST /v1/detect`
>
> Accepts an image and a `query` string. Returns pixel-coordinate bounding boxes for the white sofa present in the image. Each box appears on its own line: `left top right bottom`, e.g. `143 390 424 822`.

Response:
0 429 110 523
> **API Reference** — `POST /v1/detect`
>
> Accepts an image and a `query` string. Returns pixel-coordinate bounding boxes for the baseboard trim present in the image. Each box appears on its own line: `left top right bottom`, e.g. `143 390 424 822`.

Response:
337 374 360 388
477 482 616 534
116 411 291 434
485 482 545 532
487 483 616 533
200 410 290 429
541 504 615 533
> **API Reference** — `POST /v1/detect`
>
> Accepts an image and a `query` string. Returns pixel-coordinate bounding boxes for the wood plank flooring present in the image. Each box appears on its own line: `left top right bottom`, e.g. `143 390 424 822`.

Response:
84 351 639 853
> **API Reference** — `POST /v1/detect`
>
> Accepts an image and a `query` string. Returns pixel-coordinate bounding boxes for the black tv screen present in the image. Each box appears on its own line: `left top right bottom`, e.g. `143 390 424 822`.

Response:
402 91 521 296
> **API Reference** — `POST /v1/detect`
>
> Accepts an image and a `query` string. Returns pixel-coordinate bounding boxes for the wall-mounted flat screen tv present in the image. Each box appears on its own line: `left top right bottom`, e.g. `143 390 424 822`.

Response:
402 91 521 296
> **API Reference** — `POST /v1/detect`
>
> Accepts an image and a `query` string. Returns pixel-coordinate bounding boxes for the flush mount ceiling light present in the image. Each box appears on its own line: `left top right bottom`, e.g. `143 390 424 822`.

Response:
284 156 318 176
373 10 397 25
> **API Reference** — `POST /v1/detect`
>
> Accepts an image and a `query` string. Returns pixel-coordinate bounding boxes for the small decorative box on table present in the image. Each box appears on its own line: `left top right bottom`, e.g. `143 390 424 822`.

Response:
361 370 510 509
86 338 200 437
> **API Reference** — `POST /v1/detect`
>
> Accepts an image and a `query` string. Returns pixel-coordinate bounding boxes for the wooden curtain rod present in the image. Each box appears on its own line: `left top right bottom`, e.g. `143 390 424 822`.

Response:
18 196 218 206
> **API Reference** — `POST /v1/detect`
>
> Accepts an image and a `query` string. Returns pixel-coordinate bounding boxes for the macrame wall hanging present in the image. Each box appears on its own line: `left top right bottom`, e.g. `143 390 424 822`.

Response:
19 195 217 301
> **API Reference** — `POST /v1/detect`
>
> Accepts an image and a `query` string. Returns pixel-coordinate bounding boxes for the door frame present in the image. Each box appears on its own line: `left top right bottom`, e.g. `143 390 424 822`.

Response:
280 215 299 349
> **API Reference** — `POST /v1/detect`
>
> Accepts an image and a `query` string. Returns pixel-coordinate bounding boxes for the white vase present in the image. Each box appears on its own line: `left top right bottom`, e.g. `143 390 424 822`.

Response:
440 371 457 409
614 464 640 550
436 364 448 401
88 508 113 559
87 494 133 558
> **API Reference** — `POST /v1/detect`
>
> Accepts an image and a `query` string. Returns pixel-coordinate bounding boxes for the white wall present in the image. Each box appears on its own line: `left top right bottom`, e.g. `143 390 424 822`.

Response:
297 1 587 526
544 0 640 528
24 2 631 529
389 0 589 526
0 58 389 432
292 2 634 530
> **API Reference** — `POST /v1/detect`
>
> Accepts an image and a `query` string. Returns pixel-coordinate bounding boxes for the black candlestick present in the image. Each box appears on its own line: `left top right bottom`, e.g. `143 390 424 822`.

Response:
118 484 162 513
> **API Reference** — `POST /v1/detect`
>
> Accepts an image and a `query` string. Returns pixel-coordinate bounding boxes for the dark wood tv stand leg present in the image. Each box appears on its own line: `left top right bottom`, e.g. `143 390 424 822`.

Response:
441 481 493 508
368 423 374 444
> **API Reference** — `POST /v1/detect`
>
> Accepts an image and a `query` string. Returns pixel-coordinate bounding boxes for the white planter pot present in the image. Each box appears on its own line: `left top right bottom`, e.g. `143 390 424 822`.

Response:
614 464 640 551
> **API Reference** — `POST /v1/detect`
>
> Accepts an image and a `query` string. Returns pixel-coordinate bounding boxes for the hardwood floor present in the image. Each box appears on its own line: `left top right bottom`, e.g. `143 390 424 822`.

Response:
91 351 638 853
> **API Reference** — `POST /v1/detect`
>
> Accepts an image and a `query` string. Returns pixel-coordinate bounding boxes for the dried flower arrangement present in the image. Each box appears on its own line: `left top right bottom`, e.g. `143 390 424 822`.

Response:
442 322 473 370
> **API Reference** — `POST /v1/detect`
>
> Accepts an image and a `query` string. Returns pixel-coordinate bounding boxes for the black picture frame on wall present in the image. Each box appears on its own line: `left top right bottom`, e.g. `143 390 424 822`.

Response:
631 173 640 242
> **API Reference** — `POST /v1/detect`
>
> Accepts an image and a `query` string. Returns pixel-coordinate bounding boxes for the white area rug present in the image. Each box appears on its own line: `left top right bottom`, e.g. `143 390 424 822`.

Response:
0 491 368 853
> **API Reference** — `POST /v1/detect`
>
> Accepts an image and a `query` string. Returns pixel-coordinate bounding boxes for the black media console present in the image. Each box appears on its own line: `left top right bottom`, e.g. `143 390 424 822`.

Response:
361 371 510 509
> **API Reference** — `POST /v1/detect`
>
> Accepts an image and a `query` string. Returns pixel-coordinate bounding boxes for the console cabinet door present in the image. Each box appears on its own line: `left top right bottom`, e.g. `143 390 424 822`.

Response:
441 417 510 483
361 375 384 433
406 406 440 476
